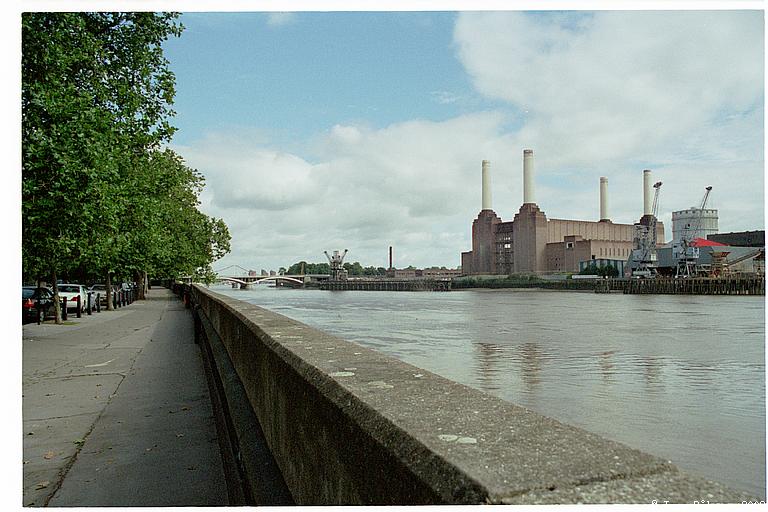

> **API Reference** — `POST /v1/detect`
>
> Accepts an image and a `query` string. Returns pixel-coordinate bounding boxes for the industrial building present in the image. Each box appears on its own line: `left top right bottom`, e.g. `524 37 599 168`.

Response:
672 207 719 246
656 238 764 276
461 150 664 275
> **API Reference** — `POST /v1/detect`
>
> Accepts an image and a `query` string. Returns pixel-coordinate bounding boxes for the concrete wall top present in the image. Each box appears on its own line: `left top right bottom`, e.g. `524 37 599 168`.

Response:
193 285 755 504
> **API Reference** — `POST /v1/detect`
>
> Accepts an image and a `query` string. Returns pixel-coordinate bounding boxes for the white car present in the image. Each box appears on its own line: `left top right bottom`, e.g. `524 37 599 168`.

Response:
57 283 88 313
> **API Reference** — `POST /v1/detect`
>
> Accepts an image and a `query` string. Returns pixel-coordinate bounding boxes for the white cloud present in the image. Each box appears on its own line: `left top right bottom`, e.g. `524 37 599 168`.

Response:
453 11 763 239
454 11 763 167
177 113 528 271
266 13 296 27
430 90 461 105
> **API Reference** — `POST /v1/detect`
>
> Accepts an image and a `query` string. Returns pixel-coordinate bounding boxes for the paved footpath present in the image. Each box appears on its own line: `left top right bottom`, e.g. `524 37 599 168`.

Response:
22 288 228 506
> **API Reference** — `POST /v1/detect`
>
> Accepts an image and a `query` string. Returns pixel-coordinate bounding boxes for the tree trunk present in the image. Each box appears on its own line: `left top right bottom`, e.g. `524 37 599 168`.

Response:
36 276 43 324
136 270 146 300
52 269 62 324
106 272 113 311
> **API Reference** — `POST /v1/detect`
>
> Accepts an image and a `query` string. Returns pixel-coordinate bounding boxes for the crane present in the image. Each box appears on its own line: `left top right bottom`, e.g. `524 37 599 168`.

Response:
675 186 712 278
631 181 662 277
324 249 348 280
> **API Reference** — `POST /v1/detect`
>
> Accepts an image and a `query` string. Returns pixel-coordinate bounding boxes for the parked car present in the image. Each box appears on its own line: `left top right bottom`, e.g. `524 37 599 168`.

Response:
22 286 54 323
88 284 109 306
57 284 88 313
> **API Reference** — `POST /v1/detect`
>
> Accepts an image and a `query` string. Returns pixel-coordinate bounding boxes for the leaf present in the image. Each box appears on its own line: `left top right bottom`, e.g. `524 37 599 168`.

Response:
35 481 50 490
43 451 55 460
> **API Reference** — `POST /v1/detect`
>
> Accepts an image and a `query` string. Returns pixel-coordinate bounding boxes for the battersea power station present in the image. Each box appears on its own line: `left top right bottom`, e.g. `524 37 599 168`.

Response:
461 149 665 275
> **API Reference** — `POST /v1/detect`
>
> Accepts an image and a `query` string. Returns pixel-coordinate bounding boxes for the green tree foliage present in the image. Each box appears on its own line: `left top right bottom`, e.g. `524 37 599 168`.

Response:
285 262 331 275
284 261 385 276
22 12 231 319
342 261 364 276
579 263 619 278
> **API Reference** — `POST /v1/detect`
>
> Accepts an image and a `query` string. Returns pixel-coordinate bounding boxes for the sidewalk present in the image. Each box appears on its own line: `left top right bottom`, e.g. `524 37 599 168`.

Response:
22 288 228 506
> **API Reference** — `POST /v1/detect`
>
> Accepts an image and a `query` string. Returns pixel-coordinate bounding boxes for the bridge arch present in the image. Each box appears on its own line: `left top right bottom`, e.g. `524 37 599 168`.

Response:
254 276 304 285
218 276 305 287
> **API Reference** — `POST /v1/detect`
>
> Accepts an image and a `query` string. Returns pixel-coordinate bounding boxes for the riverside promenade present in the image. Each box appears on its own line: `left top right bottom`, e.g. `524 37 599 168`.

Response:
22 288 228 507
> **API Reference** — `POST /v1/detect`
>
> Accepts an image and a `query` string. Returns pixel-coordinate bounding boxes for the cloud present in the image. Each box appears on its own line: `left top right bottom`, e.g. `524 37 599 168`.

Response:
454 11 763 167
266 13 296 27
178 112 527 270
430 90 461 105
177 11 762 273
453 11 763 238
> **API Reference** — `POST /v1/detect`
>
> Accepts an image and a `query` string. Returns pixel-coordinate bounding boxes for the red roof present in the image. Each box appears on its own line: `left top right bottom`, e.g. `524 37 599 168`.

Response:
690 237 727 247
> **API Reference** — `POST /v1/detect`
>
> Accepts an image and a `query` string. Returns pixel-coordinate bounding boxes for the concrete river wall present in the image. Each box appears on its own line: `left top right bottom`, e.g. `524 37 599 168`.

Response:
187 284 757 505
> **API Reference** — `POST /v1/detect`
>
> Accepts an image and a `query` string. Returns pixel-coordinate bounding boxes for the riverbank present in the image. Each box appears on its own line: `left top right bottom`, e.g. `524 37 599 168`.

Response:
214 284 765 498
192 284 761 504
452 275 765 295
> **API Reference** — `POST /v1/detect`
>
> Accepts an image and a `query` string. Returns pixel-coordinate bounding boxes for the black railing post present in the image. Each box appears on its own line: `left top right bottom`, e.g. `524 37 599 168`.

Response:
75 296 81 318
96 293 101 313
87 292 92 315
61 297 68 321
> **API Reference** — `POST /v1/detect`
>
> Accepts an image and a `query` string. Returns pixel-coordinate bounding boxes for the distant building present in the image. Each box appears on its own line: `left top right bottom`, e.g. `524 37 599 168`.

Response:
386 268 418 279
421 268 462 278
547 235 633 273
578 258 628 276
708 230 764 247
672 207 718 245
461 151 664 275
656 239 764 276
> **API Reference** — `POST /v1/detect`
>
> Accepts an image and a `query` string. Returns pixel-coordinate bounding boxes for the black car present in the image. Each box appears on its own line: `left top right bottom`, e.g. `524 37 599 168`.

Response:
22 286 55 324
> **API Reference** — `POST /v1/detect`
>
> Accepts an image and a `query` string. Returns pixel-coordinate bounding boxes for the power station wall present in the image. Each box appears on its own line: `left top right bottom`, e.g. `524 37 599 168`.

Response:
494 222 515 275
512 204 549 273
467 206 665 274
547 219 634 244
471 210 501 274
546 238 635 272
461 251 472 274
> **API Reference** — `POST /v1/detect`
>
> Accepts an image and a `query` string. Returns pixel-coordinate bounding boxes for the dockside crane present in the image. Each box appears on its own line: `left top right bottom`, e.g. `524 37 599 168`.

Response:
675 186 712 278
324 249 349 280
631 181 662 277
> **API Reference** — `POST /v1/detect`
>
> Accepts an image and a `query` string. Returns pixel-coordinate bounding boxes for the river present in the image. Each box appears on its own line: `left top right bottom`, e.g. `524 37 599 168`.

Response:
211 284 765 498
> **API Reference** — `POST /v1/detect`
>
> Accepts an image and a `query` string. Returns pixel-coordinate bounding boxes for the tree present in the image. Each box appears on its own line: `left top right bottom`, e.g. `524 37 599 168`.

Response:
23 13 230 318
343 261 364 276
599 264 619 278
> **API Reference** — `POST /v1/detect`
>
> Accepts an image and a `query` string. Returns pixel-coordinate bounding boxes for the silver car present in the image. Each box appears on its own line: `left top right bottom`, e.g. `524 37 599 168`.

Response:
88 284 109 307
57 284 88 313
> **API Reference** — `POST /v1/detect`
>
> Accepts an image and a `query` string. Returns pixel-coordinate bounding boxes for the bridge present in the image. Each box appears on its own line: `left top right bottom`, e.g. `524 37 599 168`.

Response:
214 264 330 289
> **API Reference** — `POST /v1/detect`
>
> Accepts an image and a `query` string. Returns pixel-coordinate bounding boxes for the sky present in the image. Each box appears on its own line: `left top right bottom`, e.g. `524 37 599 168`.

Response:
159 9 764 272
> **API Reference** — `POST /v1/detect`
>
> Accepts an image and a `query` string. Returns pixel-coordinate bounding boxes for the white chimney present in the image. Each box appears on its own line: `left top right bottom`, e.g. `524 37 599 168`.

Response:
523 149 535 204
600 176 609 221
643 169 652 216
481 160 491 210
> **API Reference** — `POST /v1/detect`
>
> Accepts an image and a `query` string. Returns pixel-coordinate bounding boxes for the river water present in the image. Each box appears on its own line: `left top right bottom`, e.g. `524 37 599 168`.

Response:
212 284 766 498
